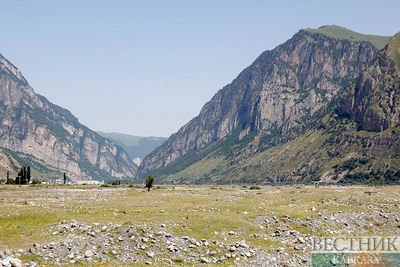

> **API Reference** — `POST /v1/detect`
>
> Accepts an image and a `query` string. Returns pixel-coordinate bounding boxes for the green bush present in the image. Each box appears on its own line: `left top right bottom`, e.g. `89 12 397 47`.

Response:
6 178 15 184
249 186 261 190
111 180 120 186
31 179 41 184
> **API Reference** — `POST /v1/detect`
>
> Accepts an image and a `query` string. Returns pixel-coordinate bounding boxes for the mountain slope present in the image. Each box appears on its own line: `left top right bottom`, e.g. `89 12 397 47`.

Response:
0 147 65 182
143 31 400 184
0 53 137 181
137 26 389 180
97 131 166 162
339 32 400 131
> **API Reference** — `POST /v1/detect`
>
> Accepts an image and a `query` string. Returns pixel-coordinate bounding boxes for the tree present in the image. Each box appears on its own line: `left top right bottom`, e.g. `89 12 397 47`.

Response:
145 175 156 192
27 167 31 184
63 173 67 184
22 167 27 184
6 171 9 181
16 169 22 185
18 167 27 185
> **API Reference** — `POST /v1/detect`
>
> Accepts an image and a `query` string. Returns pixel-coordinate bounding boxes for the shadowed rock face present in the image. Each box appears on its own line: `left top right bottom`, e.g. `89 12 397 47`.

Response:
339 33 400 132
137 28 381 178
0 54 137 181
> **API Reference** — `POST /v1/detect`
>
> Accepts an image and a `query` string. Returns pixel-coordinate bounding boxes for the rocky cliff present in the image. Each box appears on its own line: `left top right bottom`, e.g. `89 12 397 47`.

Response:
0 53 137 181
137 26 388 179
338 32 400 131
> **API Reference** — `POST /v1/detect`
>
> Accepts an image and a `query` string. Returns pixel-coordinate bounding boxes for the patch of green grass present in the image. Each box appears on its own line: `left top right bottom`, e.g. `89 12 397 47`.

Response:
388 32 400 69
305 25 391 50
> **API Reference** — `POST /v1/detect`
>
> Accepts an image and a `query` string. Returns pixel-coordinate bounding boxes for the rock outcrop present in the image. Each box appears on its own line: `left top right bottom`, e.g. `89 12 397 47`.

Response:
338 32 400 131
138 26 386 178
0 53 137 181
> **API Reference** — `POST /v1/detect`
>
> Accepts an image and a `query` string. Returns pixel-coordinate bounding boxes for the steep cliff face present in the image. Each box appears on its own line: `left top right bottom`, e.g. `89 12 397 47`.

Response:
339 32 400 131
0 53 137 181
138 26 386 178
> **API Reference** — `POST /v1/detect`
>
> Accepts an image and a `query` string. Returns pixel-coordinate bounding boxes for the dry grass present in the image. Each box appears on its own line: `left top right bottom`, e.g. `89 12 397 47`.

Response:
0 184 399 255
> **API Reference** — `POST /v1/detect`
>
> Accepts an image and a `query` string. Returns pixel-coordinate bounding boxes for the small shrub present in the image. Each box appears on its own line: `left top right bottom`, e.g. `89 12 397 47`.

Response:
31 179 41 184
6 178 15 184
112 180 120 186
249 186 261 190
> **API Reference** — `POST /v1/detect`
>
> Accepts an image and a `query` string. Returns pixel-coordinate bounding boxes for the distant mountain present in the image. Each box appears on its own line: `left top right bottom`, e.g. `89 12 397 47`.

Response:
137 26 397 184
0 53 137 181
97 132 166 164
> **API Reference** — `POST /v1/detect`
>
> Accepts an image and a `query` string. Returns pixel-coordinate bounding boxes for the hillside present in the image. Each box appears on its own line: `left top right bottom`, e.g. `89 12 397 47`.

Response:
97 131 166 163
0 53 137 181
140 31 400 185
137 26 389 181
0 147 64 182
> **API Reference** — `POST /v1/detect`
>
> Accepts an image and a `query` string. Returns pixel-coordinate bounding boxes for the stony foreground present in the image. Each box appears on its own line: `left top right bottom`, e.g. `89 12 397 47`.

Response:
0 185 399 266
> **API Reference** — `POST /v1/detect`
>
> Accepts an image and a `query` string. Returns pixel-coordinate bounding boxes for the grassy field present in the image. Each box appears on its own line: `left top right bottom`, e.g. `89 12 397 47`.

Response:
0 184 400 265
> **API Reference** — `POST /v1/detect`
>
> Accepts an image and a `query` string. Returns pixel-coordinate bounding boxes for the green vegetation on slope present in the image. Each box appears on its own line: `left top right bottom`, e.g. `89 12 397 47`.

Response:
0 148 63 182
305 25 391 50
151 106 400 185
388 32 400 69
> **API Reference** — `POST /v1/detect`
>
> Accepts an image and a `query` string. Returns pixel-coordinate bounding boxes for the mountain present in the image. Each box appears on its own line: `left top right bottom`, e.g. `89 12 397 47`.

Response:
137 26 393 183
97 131 166 164
0 53 137 181
338 32 400 131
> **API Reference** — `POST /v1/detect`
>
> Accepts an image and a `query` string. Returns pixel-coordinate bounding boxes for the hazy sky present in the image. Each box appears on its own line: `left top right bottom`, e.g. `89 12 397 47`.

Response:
0 1 399 137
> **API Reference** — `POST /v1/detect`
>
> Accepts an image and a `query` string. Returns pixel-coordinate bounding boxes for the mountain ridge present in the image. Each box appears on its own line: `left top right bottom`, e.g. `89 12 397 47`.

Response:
97 131 166 162
137 26 389 181
0 53 137 181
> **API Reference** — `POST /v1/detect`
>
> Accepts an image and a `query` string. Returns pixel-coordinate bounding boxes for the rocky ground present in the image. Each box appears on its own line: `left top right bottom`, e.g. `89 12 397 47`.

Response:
0 185 399 266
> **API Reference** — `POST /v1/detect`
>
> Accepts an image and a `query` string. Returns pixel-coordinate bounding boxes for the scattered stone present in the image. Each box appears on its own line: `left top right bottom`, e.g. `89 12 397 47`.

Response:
244 251 252 258
9 258 23 267
84 250 93 258
199 257 209 263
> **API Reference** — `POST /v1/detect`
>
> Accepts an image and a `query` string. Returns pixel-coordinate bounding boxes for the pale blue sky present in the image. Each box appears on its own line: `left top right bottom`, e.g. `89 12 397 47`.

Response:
0 0 399 137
